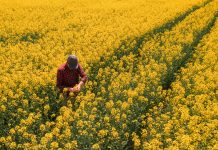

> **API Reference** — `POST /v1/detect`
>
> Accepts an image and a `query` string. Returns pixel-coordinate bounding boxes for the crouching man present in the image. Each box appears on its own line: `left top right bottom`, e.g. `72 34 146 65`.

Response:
56 55 88 106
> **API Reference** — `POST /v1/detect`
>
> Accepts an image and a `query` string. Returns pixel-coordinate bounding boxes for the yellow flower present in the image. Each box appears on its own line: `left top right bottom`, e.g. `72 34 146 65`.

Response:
124 132 129 139
77 120 84 128
64 128 71 137
127 98 133 104
132 132 141 148
0 105 6 112
104 116 110 123
121 102 129 110
71 140 78 149
44 104 50 114
40 137 48 145
22 99 29 107
0 137 6 143
45 133 53 140
91 107 97 113
50 141 59 149
52 127 60 136
40 124 46 131
92 143 100 150
9 128 16 134
63 88 68 93
6 136 12 143
23 143 31 148
9 142 16 149
98 129 108 138
122 123 127 129
141 129 147 138
64 143 71 149
106 100 114 109
121 114 127 120
115 115 120 122
111 130 119 139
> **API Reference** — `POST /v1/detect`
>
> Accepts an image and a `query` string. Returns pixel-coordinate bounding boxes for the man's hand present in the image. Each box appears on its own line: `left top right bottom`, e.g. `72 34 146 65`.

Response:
68 87 77 92
67 81 84 93
68 86 80 93
76 81 84 92
76 84 81 92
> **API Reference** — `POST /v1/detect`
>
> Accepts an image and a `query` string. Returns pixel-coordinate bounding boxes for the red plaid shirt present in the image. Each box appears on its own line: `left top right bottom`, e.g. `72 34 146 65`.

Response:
56 62 88 92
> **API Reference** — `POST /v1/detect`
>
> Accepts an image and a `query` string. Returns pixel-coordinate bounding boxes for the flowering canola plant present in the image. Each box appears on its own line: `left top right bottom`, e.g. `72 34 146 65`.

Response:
0 0 217 149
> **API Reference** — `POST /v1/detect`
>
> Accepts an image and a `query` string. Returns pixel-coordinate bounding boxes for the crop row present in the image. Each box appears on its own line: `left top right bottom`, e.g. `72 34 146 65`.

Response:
140 17 218 149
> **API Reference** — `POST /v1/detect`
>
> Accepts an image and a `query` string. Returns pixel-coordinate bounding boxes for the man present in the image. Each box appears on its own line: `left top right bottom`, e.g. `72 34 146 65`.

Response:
56 55 88 105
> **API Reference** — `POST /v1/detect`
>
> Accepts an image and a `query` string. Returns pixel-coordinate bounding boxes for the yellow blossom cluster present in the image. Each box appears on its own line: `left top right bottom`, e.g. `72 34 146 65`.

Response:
1 0 217 149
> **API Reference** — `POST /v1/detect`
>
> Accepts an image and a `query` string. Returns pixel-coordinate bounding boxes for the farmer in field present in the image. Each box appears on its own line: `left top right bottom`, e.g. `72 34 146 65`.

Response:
56 55 88 106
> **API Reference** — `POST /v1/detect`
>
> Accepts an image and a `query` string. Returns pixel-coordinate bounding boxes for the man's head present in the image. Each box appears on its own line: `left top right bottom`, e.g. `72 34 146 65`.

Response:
67 55 78 70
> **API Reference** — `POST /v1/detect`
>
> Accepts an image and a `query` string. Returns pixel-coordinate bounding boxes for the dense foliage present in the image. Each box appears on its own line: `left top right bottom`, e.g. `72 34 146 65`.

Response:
0 0 217 149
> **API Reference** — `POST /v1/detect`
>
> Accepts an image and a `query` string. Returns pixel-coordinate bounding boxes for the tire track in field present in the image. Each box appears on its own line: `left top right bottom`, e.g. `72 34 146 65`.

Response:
163 11 218 90
124 3 218 150
86 0 212 96
75 0 214 148
131 10 218 150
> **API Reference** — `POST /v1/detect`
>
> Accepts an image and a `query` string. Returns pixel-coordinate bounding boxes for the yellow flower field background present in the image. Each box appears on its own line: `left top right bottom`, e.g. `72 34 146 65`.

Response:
0 0 217 149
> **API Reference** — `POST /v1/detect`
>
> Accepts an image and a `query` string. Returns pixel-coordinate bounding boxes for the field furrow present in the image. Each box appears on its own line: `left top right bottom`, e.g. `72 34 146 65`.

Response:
140 17 218 149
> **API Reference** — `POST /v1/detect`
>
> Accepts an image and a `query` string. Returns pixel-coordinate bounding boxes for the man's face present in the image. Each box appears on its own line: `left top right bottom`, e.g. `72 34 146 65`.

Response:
67 63 78 70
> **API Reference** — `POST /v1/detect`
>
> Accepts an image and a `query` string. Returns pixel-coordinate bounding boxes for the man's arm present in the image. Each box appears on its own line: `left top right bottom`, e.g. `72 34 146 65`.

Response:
77 64 88 88
56 69 65 93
